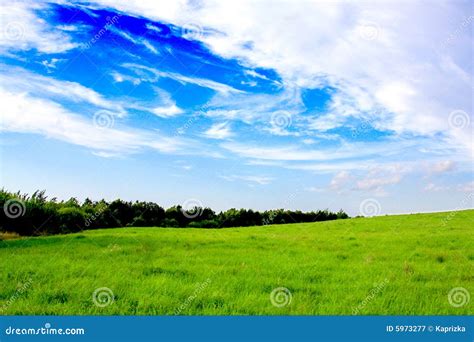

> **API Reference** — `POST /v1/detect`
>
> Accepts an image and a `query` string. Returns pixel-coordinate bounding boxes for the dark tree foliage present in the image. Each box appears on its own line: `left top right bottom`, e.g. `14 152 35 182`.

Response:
0 189 349 236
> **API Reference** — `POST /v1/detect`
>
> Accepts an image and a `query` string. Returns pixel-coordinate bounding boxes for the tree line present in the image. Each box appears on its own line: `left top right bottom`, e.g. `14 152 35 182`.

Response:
0 189 349 236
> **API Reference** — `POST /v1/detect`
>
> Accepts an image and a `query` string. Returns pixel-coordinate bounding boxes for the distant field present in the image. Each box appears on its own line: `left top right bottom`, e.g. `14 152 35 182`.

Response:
1 210 472 315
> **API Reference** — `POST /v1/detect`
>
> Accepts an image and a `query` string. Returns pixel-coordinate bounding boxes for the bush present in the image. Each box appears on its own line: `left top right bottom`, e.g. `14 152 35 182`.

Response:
162 218 179 228
57 207 86 233
0 189 349 236
187 220 220 228
130 216 146 227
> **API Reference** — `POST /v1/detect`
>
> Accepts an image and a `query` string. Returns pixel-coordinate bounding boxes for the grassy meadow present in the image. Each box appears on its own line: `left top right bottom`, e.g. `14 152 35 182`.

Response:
1 210 473 315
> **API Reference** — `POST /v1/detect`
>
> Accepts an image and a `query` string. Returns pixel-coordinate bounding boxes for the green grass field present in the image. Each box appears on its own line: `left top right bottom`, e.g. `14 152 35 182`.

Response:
1 210 472 315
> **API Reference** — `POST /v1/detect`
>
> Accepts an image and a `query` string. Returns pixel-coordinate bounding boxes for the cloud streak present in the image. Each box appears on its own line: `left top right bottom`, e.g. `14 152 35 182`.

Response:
0 89 196 157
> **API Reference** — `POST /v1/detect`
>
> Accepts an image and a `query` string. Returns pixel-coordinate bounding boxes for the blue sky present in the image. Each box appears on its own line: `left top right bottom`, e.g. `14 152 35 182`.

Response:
0 0 472 215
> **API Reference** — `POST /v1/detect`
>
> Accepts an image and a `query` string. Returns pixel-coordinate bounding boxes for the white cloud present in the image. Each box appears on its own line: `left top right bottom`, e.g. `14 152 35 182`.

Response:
40 58 64 73
302 139 316 145
429 160 456 174
221 138 418 162
173 160 194 171
353 165 409 195
457 181 474 193
305 186 325 193
4 1 471 158
0 89 192 156
220 174 273 185
284 161 376 173
355 174 401 191
203 122 233 139
308 113 345 132
329 164 410 196
2 0 472 198
146 23 162 34
82 0 472 157
141 39 159 54
0 66 125 115
0 1 77 53
375 82 416 114
307 164 410 195
221 143 326 161
244 69 272 82
203 87 302 124
111 71 141 85
302 163 410 196
151 104 183 118
123 63 243 95
330 171 352 191
424 183 450 192
1 65 187 119
109 26 160 55
56 25 85 32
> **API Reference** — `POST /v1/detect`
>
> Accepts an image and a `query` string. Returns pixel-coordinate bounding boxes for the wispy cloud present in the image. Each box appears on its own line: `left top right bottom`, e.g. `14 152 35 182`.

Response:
109 26 160 55
87 0 471 157
203 87 302 125
220 139 419 162
353 166 406 194
1 65 188 119
219 174 274 185
123 63 244 95
0 66 125 115
457 181 474 193
0 1 77 54
330 171 352 191
428 160 456 174
424 183 450 192
0 89 192 157
150 104 183 118
203 122 233 140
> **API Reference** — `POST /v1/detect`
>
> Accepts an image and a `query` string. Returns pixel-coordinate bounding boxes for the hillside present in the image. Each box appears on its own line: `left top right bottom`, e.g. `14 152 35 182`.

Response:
1 210 472 315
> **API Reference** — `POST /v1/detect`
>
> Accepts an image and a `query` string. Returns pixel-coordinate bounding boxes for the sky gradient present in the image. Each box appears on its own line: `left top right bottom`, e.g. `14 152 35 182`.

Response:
0 0 473 216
